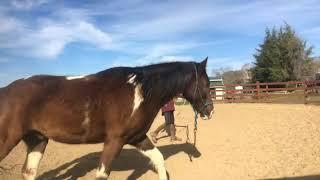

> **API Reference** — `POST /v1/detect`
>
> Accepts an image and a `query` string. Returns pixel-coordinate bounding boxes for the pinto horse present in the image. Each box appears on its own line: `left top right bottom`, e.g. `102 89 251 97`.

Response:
0 58 214 180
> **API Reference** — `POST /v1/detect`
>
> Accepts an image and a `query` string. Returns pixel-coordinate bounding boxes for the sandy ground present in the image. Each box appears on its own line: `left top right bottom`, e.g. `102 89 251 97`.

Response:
1 103 320 180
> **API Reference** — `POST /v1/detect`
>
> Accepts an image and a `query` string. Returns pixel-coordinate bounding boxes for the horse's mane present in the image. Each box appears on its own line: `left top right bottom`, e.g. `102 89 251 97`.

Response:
96 61 196 104
139 62 194 101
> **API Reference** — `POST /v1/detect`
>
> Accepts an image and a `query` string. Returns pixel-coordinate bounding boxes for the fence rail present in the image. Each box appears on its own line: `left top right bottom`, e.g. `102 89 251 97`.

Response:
210 80 320 104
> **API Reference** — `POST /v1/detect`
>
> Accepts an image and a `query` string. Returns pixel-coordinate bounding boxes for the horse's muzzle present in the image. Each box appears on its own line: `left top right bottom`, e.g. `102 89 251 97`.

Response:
200 109 214 120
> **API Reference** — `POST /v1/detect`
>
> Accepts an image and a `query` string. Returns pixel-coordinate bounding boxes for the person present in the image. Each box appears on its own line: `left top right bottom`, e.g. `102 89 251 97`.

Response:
151 99 182 143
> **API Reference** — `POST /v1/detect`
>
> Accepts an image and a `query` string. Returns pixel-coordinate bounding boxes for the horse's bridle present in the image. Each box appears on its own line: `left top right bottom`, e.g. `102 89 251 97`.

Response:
192 63 213 117
190 63 213 146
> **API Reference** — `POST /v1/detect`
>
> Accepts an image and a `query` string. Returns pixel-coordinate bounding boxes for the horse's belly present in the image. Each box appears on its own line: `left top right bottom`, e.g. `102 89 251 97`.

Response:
35 118 105 144
50 134 105 144
44 128 105 144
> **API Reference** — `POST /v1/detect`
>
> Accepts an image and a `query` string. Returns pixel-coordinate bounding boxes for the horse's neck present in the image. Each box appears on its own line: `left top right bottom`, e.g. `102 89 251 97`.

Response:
143 68 190 107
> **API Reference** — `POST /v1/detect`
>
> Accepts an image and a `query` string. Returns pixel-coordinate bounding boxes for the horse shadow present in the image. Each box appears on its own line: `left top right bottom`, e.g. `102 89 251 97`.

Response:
37 143 201 180
261 175 320 180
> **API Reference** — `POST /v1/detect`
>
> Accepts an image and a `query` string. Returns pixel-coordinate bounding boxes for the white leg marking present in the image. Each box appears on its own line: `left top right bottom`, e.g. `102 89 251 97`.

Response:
22 151 43 180
127 74 136 85
131 84 143 116
66 75 85 80
96 163 109 179
140 147 167 180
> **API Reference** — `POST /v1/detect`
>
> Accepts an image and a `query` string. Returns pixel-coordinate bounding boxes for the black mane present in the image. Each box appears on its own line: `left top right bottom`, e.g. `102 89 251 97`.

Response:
138 62 195 104
96 61 197 105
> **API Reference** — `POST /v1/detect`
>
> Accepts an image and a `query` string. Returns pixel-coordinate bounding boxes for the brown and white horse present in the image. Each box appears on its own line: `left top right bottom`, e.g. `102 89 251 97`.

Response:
0 58 214 180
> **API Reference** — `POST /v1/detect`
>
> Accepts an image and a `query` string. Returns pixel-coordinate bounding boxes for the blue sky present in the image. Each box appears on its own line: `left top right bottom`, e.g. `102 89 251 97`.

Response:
1 0 320 87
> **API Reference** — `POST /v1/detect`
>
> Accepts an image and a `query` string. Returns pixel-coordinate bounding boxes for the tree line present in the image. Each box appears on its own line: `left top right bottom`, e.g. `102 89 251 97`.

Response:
212 23 320 84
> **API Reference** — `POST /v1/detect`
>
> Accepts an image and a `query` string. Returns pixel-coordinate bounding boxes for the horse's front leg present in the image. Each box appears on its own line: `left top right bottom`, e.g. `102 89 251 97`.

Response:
132 136 167 180
96 137 124 179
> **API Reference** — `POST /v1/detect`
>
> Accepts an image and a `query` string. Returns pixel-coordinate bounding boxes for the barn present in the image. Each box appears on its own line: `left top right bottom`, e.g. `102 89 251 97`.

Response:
209 78 225 100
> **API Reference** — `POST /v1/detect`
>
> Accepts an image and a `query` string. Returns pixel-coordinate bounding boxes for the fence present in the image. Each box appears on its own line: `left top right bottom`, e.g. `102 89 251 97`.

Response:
210 80 320 104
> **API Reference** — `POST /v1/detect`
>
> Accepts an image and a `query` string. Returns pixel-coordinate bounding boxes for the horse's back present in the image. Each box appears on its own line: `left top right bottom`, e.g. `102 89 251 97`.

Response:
0 68 141 144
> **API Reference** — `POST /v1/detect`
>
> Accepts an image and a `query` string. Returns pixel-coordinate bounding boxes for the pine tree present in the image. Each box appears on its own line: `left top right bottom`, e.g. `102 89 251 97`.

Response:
252 24 313 82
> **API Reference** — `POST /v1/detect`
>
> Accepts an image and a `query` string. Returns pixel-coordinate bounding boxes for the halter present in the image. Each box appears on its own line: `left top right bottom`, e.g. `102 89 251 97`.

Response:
192 64 213 114
191 63 213 146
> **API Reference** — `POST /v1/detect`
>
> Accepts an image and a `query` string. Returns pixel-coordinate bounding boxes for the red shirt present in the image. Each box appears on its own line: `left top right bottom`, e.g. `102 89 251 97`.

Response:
161 100 175 113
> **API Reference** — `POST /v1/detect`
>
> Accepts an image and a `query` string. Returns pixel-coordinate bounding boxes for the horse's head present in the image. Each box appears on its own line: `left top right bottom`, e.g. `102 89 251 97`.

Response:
183 57 214 120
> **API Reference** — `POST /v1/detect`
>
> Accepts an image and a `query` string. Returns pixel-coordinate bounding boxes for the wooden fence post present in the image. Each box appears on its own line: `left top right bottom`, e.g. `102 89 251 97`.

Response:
304 81 308 104
266 83 269 101
256 81 260 101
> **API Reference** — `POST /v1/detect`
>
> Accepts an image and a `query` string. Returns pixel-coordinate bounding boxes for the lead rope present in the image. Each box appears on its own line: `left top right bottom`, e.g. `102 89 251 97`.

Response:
185 110 198 162
187 64 201 161
192 64 199 146
193 111 198 146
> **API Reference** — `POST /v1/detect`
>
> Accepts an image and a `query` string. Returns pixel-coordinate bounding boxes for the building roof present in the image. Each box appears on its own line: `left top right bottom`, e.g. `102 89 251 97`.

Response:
209 77 224 86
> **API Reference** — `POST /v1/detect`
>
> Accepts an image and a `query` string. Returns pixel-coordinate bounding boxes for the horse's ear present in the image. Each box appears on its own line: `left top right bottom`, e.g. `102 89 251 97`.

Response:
200 57 208 69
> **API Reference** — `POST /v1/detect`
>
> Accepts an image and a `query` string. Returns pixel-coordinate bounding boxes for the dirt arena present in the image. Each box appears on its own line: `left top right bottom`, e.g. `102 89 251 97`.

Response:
1 103 320 180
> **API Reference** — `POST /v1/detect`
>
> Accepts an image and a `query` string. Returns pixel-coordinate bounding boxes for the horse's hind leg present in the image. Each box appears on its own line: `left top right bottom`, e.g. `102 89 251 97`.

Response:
131 136 167 180
0 127 23 162
21 131 48 180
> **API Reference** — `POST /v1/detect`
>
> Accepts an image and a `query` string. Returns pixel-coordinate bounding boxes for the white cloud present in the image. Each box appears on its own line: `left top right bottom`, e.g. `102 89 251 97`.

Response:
127 54 246 75
73 22 112 49
159 56 194 62
148 43 200 57
109 0 320 40
111 55 195 68
2 0 320 86
0 19 112 59
207 57 253 72
109 41 201 67
131 41 206 65
0 16 22 33
1 0 320 61
0 5 113 59
11 0 50 10
108 39 233 69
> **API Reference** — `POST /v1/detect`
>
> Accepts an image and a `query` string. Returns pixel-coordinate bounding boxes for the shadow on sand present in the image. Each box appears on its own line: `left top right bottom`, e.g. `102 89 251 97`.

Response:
38 143 201 180
262 175 320 180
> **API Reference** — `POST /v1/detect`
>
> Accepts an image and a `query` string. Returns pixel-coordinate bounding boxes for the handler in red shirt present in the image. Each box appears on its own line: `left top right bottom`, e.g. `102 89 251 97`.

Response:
151 99 181 143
